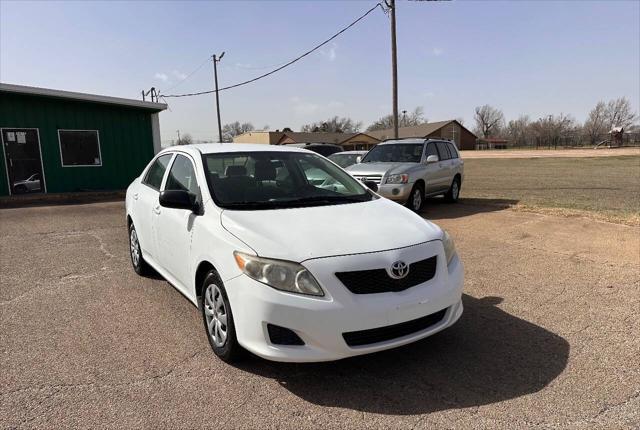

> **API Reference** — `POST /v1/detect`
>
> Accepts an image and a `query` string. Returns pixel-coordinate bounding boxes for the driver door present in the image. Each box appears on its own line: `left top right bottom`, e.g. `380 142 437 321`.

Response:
154 154 201 290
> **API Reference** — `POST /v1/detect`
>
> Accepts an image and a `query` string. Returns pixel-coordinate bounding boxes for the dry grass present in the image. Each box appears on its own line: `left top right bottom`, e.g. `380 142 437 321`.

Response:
460 156 640 226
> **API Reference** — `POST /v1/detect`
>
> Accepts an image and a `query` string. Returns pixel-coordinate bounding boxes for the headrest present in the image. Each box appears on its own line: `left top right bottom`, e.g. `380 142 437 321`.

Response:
225 165 247 177
254 160 276 181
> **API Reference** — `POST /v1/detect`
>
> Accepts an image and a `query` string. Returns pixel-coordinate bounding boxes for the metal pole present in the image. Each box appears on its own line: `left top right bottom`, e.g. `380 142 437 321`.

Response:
390 0 399 139
213 54 223 143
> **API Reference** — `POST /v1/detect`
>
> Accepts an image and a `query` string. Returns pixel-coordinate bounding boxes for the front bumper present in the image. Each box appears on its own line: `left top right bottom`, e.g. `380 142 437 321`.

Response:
225 241 464 362
376 182 414 202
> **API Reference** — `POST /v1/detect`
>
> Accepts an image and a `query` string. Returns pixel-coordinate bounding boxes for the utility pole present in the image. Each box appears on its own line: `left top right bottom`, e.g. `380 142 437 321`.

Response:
389 0 399 139
212 52 225 143
176 130 181 145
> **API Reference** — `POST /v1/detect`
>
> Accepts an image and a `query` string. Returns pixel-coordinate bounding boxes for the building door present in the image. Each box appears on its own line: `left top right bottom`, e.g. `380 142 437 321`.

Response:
1 128 46 195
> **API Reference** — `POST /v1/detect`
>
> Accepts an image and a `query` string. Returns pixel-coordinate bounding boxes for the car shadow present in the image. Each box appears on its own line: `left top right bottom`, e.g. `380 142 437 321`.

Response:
421 197 520 220
236 294 569 415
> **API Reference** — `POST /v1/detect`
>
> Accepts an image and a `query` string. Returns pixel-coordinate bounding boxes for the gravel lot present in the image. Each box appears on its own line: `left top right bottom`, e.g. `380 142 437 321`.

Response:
1 201 639 429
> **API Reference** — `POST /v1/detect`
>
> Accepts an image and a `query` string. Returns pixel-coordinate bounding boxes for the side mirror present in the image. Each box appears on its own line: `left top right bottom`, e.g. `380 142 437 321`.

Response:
159 190 199 212
426 155 439 164
355 156 362 164
363 180 378 192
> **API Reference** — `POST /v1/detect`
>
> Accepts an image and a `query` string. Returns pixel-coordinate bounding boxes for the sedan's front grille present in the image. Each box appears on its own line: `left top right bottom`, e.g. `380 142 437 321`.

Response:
335 256 437 294
354 175 382 185
343 308 448 347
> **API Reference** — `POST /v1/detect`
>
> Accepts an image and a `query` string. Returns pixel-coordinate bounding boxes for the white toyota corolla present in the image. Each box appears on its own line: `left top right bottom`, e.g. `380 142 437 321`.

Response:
126 144 463 362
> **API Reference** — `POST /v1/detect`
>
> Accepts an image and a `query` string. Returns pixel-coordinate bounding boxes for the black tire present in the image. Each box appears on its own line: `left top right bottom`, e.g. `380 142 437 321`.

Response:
444 177 461 203
128 222 152 276
200 270 243 363
406 183 424 212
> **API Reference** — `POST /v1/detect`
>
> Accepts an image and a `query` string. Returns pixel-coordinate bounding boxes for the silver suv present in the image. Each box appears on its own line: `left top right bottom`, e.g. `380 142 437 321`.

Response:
346 138 464 211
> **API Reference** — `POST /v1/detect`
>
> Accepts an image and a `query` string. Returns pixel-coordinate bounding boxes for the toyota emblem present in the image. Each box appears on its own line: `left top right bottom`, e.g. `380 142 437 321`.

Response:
388 261 409 279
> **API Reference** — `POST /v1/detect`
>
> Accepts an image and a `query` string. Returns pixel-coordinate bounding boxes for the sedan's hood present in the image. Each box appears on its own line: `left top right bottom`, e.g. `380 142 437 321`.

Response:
220 198 442 262
346 162 416 176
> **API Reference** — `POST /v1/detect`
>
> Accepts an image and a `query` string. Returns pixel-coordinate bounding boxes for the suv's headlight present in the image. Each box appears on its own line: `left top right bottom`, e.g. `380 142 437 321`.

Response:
385 174 409 184
233 252 324 297
442 230 457 266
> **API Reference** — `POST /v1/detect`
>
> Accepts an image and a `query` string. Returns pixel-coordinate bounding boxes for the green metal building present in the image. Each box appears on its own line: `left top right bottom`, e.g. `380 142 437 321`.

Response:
0 83 166 196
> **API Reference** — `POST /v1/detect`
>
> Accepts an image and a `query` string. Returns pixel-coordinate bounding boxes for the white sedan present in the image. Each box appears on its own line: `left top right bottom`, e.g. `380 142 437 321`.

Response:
126 144 464 362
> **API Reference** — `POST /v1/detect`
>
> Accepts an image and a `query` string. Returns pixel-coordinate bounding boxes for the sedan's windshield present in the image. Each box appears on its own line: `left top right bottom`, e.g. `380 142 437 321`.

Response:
361 144 423 163
204 151 373 210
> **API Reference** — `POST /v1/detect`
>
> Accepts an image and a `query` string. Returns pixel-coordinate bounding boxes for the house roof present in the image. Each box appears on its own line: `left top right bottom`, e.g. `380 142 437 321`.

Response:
367 120 476 140
278 131 379 145
0 83 167 112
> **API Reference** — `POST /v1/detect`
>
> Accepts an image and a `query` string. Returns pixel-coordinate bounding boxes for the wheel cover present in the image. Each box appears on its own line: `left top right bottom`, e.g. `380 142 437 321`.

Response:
204 284 228 347
130 229 140 267
412 189 422 210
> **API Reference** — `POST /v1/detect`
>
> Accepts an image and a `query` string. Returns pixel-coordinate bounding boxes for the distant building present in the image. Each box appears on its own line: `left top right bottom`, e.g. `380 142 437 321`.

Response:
475 138 510 150
276 132 380 150
367 120 477 150
0 83 166 196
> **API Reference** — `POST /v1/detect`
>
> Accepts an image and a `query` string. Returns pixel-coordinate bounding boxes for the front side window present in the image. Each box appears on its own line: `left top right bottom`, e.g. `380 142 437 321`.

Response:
436 142 452 160
142 154 172 190
204 151 372 210
165 154 199 195
58 130 101 166
361 144 423 163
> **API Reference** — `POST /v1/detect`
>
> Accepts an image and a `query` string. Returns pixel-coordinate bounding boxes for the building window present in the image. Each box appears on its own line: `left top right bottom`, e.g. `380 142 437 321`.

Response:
58 130 102 166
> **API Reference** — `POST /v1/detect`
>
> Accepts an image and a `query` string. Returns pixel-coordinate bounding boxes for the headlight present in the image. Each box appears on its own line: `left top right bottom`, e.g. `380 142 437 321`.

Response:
385 174 409 184
442 230 457 266
233 252 324 297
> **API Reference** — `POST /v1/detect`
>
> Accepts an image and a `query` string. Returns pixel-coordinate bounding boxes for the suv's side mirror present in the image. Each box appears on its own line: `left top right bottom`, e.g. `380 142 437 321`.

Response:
426 155 439 164
159 190 199 212
355 156 362 164
363 180 378 192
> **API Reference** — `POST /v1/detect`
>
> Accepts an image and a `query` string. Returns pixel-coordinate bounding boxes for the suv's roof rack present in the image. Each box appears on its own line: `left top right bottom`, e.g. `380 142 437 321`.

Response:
381 137 454 143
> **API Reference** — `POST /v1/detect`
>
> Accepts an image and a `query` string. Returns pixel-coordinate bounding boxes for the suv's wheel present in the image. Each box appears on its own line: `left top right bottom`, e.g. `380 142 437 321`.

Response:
406 183 424 212
129 223 152 276
445 177 461 203
200 271 243 362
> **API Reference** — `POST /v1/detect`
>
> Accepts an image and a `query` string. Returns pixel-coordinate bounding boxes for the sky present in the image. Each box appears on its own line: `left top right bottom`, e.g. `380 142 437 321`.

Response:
1 0 639 144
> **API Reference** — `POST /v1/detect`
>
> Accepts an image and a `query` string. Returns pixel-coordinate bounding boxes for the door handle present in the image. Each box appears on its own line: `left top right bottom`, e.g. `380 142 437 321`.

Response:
133 193 139 200
153 205 161 215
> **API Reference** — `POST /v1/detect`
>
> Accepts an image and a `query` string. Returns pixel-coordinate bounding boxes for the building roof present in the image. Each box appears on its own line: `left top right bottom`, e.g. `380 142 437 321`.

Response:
0 83 167 112
279 132 359 144
367 120 476 140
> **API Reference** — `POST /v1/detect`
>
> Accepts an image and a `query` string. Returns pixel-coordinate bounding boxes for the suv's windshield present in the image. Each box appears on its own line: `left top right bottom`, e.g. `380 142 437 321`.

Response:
361 143 423 163
204 151 373 210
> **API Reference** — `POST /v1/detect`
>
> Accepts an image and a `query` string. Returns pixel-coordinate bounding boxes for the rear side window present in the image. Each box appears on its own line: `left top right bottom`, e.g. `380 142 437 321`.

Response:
447 143 459 159
435 142 451 160
143 154 172 190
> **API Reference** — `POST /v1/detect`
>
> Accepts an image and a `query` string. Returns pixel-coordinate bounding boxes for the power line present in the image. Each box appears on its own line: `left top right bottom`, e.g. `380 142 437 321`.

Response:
161 56 212 93
161 2 384 98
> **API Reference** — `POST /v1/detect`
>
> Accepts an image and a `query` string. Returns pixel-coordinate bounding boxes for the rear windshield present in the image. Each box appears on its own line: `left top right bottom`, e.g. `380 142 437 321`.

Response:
361 144 423 163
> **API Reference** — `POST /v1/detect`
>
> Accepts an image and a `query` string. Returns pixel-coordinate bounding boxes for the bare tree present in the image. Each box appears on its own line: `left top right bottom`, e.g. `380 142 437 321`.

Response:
222 121 254 142
583 101 608 144
530 113 576 148
474 105 505 138
367 107 425 131
605 97 637 130
176 133 193 145
506 115 531 146
301 116 362 133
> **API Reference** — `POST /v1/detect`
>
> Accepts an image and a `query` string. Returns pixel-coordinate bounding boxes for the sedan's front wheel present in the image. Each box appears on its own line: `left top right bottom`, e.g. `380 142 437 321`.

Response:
200 271 243 362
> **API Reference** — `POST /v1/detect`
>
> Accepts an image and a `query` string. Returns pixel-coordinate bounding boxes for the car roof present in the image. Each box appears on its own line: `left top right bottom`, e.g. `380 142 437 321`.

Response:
158 143 310 157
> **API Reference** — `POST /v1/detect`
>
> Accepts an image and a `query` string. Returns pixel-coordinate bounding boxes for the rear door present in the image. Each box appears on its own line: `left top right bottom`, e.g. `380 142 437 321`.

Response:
1 128 45 195
136 153 173 260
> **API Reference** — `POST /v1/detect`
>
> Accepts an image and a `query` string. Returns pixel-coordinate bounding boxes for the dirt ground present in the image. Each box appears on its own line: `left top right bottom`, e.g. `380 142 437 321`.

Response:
1 201 639 429
460 147 640 159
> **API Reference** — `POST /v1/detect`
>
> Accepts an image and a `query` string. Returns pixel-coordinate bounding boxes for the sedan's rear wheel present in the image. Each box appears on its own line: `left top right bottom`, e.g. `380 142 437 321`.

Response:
129 223 152 276
200 271 243 362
